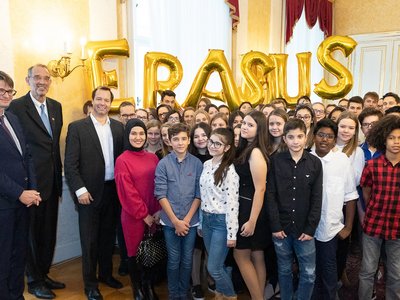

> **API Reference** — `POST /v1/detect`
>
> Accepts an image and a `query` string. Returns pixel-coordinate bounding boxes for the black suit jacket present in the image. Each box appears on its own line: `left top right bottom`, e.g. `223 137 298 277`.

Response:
64 116 124 206
0 111 36 209
8 93 63 200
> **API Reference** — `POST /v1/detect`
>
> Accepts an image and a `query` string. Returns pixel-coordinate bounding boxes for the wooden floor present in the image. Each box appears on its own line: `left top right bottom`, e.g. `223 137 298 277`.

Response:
24 255 251 299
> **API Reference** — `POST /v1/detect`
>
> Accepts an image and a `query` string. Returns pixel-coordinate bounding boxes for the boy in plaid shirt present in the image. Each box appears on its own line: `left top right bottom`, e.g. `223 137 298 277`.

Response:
358 115 400 300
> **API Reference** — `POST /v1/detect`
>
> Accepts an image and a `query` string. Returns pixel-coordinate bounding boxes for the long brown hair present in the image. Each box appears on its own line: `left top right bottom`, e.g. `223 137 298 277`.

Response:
211 128 236 186
336 111 359 157
236 110 269 164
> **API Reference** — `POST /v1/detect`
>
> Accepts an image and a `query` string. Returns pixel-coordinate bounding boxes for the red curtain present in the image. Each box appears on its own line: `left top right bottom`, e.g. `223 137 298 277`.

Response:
286 0 332 44
285 0 305 44
225 0 240 29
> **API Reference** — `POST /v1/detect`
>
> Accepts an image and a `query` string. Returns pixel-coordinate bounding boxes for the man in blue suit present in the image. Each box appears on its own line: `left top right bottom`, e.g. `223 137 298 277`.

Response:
0 70 41 300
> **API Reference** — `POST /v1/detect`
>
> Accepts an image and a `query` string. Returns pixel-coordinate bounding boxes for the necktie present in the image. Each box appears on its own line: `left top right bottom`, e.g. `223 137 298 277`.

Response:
40 104 53 137
0 114 14 143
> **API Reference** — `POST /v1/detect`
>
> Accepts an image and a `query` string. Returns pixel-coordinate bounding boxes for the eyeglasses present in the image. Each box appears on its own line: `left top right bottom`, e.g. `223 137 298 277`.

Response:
297 115 311 121
158 112 168 117
207 139 224 149
168 116 180 122
30 75 51 82
314 109 325 115
0 88 17 97
121 113 136 119
316 132 335 140
361 122 377 129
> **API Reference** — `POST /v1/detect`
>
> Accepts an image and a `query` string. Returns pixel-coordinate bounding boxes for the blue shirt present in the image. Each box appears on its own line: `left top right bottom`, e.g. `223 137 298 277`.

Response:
359 142 382 210
155 151 203 227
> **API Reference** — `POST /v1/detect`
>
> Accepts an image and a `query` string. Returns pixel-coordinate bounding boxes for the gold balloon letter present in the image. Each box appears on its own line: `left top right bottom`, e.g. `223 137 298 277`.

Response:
182 50 240 110
314 35 357 99
266 52 311 106
85 39 130 91
239 51 275 107
143 52 183 108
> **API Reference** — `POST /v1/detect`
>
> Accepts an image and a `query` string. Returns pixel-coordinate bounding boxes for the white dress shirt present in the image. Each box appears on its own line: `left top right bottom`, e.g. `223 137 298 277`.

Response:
311 149 359 242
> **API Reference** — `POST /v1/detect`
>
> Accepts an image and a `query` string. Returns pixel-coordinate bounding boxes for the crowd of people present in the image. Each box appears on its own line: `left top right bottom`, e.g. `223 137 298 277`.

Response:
0 64 400 300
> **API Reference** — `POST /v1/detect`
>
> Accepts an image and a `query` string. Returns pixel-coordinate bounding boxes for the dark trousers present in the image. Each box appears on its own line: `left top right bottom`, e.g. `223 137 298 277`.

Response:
313 237 338 300
26 188 59 286
78 181 118 289
116 204 128 261
0 206 29 300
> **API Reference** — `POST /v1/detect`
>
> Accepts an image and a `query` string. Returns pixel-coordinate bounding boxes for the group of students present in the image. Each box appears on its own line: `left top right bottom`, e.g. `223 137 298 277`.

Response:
113 90 400 300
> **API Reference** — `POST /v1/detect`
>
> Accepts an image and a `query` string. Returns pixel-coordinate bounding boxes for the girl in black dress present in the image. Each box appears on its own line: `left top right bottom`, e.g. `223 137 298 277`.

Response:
234 110 269 300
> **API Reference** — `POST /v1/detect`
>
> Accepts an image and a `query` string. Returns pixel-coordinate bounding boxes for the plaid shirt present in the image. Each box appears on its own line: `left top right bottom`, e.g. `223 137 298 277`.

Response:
361 155 400 240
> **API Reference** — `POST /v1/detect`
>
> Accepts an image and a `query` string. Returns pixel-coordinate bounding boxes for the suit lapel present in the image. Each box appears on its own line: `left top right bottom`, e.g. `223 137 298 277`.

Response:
2 112 23 156
24 94 51 137
84 117 105 162
46 99 57 138
110 119 118 160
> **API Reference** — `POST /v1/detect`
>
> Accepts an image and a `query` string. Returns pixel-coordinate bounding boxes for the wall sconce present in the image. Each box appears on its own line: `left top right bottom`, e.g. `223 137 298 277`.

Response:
47 56 86 80
47 37 87 80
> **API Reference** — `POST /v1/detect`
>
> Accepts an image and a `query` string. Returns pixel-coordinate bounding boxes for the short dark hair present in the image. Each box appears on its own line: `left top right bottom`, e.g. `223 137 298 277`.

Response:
118 101 135 113
348 96 364 108
385 105 400 115
168 123 190 140
314 118 338 138
92 86 114 102
83 100 93 115
367 115 400 152
161 90 176 100
284 118 307 136
383 92 400 103
358 107 383 124
363 91 379 102
0 70 14 88
205 103 218 112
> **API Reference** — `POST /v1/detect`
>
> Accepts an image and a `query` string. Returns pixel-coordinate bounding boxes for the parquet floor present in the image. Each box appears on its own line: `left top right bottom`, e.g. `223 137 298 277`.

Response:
23 255 251 299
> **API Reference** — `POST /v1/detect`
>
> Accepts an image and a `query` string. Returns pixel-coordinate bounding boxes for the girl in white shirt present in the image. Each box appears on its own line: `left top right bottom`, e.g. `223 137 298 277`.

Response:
200 127 239 299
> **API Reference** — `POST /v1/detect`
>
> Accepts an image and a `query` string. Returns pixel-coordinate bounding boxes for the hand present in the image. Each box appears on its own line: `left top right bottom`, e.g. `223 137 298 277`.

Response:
78 192 93 205
338 226 352 240
19 190 42 207
227 240 236 248
152 211 161 224
272 231 287 239
240 220 256 237
174 219 190 236
298 233 313 241
144 215 155 227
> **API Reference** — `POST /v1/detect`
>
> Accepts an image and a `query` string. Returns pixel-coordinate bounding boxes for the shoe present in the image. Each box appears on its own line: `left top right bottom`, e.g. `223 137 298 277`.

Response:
118 259 129 276
44 275 66 289
192 285 204 300
143 281 159 300
28 285 56 299
85 288 103 300
208 282 216 294
98 276 123 289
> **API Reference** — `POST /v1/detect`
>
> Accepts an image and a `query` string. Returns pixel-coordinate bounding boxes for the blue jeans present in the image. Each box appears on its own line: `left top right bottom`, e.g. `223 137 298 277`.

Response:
312 237 338 300
163 225 197 300
202 212 235 297
359 233 400 300
273 235 316 300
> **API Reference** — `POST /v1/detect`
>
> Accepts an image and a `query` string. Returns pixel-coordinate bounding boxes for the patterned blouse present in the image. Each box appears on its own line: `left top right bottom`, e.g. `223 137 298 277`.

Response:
200 159 240 240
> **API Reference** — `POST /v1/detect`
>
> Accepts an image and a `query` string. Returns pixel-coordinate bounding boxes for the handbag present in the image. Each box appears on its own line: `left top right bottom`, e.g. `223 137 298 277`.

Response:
136 225 167 268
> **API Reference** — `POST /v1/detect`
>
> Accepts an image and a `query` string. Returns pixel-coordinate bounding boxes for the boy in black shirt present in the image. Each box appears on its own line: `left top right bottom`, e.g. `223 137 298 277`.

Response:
267 118 322 300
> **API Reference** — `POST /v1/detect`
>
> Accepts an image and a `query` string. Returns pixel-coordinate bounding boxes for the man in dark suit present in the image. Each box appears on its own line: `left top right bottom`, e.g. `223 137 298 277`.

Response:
0 70 41 300
64 86 124 300
8 64 64 299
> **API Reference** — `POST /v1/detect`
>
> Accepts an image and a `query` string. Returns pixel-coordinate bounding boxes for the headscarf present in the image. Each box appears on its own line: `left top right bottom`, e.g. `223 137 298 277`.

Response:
124 118 147 151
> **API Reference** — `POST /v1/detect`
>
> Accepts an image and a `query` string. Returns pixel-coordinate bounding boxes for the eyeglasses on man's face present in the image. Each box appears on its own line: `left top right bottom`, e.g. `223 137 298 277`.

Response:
0 88 17 97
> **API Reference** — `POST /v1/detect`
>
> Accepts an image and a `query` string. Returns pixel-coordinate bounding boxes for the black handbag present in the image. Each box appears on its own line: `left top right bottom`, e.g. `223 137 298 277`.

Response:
136 225 167 268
